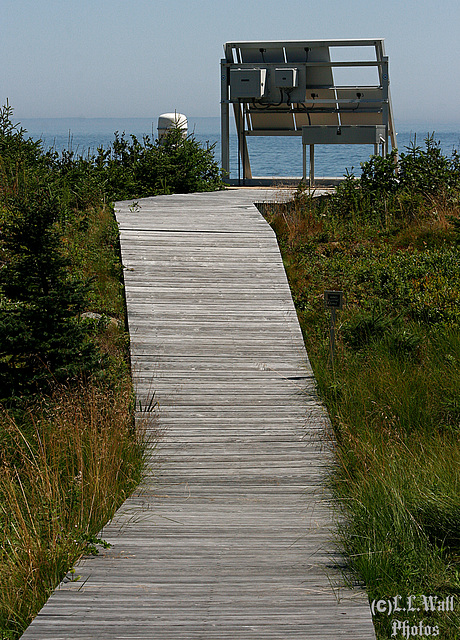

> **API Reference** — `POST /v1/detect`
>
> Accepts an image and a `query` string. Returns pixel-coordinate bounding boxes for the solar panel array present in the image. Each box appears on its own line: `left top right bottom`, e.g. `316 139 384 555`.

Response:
220 39 396 181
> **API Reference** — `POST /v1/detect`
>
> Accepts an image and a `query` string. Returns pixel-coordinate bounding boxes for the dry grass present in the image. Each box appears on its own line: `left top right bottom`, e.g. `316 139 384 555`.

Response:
0 379 148 637
264 190 326 250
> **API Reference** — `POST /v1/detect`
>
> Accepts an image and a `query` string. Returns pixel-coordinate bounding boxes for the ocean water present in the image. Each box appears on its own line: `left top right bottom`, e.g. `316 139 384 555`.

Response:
18 116 460 180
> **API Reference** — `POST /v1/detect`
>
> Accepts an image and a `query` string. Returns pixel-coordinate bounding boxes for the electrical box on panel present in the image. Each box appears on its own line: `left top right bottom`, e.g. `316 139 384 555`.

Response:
230 68 266 99
274 68 298 88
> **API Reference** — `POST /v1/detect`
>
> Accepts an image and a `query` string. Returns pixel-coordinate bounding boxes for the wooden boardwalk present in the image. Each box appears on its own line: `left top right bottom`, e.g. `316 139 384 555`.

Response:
22 189 375 639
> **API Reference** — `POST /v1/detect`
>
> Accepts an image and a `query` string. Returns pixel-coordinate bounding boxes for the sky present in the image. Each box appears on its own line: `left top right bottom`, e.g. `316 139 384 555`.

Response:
1 0 460 128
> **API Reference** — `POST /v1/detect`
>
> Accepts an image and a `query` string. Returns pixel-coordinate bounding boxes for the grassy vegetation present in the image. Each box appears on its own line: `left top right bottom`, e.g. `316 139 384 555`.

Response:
0 102 223 638
3 96 459 637
0 381 145 637
265 140 460 638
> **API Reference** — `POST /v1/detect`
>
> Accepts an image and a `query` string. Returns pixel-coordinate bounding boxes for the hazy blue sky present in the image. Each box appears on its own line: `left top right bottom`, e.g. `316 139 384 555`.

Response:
2 0 460 127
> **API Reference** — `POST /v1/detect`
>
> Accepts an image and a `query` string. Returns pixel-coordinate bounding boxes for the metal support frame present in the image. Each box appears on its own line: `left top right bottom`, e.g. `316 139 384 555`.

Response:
234 101 252 182
301 125 387 186
220 58 230 180
221 39 397 183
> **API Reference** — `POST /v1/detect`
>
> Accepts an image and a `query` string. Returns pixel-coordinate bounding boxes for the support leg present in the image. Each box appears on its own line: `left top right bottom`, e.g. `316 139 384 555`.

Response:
309 145 315 188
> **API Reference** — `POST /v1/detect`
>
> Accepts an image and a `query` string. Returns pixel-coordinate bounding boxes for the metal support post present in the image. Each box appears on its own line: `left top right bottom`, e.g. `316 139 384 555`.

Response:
381 56 390 154
233 101 252 182
220 60 230 181
309 145 315 187
302 142 306 181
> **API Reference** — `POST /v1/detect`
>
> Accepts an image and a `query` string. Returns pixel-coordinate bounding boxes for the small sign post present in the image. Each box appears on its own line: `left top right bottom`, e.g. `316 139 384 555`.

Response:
324 291 344 369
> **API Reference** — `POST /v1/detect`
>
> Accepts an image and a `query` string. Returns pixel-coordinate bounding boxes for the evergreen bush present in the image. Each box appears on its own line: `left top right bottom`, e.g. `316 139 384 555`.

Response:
0 190 99 402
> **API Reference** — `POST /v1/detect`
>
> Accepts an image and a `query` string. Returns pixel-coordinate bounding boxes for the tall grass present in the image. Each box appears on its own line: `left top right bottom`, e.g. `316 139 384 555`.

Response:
264 142 460 638
0 380 147 637
314 330 460 637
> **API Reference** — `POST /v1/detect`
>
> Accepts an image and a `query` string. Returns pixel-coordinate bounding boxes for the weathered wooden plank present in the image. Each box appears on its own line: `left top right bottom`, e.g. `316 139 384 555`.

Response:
22 188 375 640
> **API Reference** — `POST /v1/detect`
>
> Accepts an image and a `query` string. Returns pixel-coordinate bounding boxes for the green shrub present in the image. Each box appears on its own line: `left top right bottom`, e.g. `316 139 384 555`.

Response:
101 127 224 200
57 127 224 203
322 136 460 231
360 149 399 196
398 135 460 197
0 191 99 402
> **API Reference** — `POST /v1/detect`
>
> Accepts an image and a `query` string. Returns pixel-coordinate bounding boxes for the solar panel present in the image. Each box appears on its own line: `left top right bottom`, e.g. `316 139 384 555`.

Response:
240 45 285 64
248 109 296 132
337 88 384 126
221 39 396 182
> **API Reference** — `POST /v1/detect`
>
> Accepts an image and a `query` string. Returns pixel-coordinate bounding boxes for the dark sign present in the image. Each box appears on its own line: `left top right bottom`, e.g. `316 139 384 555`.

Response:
324 290 344 310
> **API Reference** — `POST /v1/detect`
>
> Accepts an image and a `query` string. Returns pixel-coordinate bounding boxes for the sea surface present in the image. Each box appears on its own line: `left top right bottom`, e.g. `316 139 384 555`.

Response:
18 116 460 180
